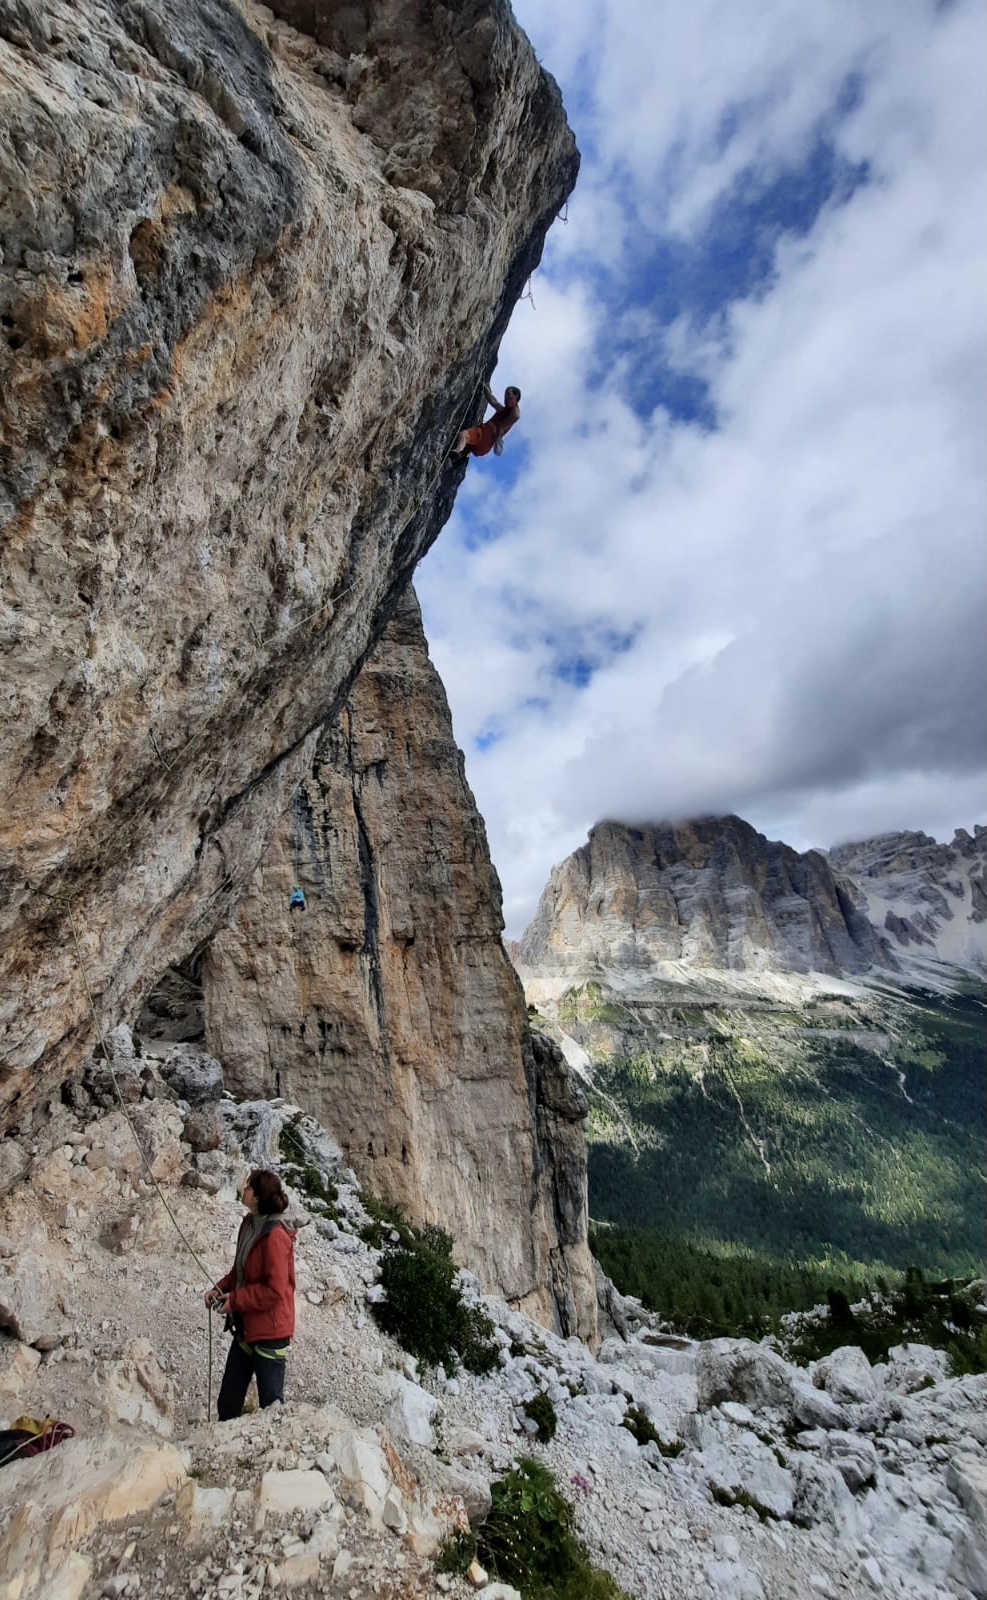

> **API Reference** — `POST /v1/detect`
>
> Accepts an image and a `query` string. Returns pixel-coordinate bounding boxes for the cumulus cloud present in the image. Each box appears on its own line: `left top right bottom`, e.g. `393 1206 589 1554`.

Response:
418 0 986 936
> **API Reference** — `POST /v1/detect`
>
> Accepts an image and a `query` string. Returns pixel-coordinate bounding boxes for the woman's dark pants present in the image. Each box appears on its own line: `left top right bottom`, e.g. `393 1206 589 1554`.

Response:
217 1337 290 1421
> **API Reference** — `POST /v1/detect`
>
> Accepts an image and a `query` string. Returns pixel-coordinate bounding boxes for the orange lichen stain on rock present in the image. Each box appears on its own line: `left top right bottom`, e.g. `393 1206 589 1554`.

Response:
169 274 257 390
0 499 38 552
382 1437 418 1497
158 182 199 220
24 262 133 358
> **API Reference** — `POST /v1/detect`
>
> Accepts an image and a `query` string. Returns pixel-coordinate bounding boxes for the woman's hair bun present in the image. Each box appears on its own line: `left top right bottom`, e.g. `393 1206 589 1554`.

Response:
248 1168 289 1215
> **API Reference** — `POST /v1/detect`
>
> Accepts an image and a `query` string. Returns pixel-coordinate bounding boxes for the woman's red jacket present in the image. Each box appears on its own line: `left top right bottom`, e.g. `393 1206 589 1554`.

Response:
216 1218 296 1342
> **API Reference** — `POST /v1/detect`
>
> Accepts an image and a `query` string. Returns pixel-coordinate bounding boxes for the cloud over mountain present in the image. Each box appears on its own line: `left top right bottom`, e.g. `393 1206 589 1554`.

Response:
419 0 987 934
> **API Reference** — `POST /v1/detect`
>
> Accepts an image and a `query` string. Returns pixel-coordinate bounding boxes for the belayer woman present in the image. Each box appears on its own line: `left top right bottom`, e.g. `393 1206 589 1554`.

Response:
205 1168 297 1420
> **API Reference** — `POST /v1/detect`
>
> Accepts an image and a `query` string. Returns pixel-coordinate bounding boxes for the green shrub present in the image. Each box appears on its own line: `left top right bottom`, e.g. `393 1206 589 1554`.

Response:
522 1390 558 1443
371 1226 497 1375
476 1458 631 1600
434 1526 477 1575
710 1485 778 1521
279 1117 339 1219
620 1404 682 1457
621 1403 659 1447
358 1191 416 1249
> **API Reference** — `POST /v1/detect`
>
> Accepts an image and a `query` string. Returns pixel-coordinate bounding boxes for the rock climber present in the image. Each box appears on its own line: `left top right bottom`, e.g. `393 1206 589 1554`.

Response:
205 1169 297 1421
454 382 521 458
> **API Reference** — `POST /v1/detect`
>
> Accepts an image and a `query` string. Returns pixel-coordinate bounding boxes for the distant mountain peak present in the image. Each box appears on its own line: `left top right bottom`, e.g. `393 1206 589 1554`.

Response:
517 814 987 991
518 814 890 984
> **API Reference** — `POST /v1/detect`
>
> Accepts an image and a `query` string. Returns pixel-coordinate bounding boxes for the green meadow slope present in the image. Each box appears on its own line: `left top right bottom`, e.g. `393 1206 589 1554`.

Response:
539 980 986 1279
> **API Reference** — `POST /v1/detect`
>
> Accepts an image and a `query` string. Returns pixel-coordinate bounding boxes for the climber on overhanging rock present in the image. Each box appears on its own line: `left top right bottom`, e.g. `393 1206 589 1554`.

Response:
453 383 521 459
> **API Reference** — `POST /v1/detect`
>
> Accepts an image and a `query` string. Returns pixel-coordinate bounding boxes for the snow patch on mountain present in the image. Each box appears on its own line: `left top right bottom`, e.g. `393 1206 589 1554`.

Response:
827 827 987 984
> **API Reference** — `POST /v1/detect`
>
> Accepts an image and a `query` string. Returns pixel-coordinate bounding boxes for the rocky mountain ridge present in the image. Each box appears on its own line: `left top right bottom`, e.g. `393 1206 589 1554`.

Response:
1 1048 985 1600
515 816 987 999
826 827 987 979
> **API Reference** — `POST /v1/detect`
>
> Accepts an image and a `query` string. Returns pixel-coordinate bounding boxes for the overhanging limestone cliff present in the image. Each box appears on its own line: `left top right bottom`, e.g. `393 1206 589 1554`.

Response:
202 589 598 1340
0 0 578 1124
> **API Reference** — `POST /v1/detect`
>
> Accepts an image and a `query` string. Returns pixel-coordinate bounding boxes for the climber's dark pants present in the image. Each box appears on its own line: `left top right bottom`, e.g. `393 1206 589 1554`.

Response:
217 1336 290 1421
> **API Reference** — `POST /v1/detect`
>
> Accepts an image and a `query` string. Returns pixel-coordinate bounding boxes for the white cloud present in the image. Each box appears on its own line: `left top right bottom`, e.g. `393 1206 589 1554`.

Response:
418 0 986 937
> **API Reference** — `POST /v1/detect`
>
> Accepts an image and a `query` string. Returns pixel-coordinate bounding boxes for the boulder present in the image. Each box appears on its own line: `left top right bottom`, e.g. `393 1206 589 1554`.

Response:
327 1430 391 1529
947 1454 987 1549
885 1342 949 1394
0 1338 42 1399
0 1437 187 1600
817 1430 878 1492
84 1028 143 1109
792 1379 846 1431
182 1104 225 1153
159 1049 225 1106
258 1469 336 1521
403 1502 447 1558
278 1552 321 1589
636 1338 699 1377
793 1454 858 1532
700 1430 795 1520
445 1426 489 1459
696 1338 796 1414
84 1104 184 1184
176 1482 235 1541
950 1529 987 1600
812 1345 880 1406
96 1339 175 1435
0 1138 28 1191
0 1250 71 1349
703 1559 766 1600
81 1112 141 1179
382 1374 439 1448
440 1462 493 1527
223 1100 286 1167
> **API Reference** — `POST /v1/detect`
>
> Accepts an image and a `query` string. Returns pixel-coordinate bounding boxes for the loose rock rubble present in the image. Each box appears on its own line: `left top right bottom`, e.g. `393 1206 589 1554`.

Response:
0 1042 984 1600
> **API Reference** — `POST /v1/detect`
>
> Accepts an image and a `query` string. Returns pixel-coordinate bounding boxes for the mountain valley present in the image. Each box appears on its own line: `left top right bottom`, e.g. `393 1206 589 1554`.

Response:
514 817 986 1311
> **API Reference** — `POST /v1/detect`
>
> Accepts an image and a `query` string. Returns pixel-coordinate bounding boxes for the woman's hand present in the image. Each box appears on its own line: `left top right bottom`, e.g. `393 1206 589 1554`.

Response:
204 1287 231 1313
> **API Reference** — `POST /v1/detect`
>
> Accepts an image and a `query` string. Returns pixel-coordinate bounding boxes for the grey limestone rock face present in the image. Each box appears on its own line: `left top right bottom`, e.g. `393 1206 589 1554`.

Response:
0 0 578 1127
827 828 987 972
158 1048 224 1107
518 816 893 980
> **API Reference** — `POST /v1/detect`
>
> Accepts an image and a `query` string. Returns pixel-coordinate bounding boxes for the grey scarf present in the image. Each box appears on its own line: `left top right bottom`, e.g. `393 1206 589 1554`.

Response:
233 1214 269 1288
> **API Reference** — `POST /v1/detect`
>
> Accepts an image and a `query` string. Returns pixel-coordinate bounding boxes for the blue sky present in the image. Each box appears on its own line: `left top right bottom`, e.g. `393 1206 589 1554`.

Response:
418 0 987 937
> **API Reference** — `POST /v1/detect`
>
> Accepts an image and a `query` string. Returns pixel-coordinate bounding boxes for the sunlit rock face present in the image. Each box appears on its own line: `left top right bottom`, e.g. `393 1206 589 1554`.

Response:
516 817 894 984
203 590 598 1342
0 0 577 1126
